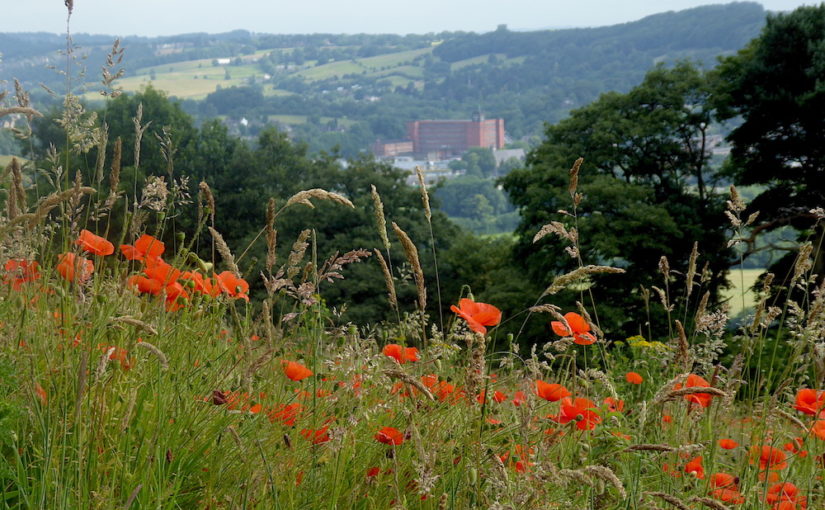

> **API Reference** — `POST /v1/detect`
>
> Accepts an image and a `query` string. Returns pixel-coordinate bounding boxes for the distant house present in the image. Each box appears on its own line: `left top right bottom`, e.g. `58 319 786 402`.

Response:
372 140 414 158
406 112 505 158
216 58 231 65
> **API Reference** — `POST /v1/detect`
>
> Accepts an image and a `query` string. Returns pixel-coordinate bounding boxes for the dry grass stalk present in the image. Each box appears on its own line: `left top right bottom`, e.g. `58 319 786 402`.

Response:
94 122 108 185
663 387 728 401
7 157 26 219
650 373 689 405
576 301 603 338
581 465 626 499
96 347 116 380
773 407 809 433
644 492 691 510
690 497 731 510
285 188 354 209
465 333 486 398
103 137 123 210
132 103 151 170
792 242 813 285
533 220 577 245
122 484 142 510
674 320 692 371
568 157 583 196
265 198 277 271
286 229 311 279
226 425 243 448
374 248 398 309
199 181 216 225
392 222 426 311
209 227 240 277
686 242 699 298
371 185 391 252
695 291 710 325
415 167 432 222
384 368 434 401
658 256 670 279
136 341 169 370
111 316 158 336
623 444 676 453
262 300 274 349
542 265 624 296
0 106 42 120
120 387 138 432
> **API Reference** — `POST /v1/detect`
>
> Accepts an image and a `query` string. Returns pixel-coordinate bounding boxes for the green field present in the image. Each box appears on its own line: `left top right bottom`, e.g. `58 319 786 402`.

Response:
722 267 764 316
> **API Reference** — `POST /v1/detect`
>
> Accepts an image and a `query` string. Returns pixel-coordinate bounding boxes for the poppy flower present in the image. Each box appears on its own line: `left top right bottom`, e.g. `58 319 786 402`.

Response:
551 397 602 431
374 426 404 446
625 372 644 384
34 383 47 404
127 274 164 295
383 344 419 364
812 419 825 441
421 374 438 388
215 271 249 301
366 466 381 477
493 391 507 403
709 488 745 504
180 270 218 296
603 397 625 413
282 361 313 381
76 229 114 256
794 388 825 416
674 374 715 408
684 456 705 479
267 403 303 426
535 380 571 402
450 298 501 335
766 483 806 508
4 259 41 290
56 252 94 283
783 438 807 457
551 312 597 345
711 472 738 489
144 258 181 286
718 439 739 450
300 426 331 445
512 391 526 406
751 445 788 471
120 234 165 263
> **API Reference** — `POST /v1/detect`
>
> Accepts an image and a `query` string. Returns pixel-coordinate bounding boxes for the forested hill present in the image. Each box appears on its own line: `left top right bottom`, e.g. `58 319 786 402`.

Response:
1 2 767 153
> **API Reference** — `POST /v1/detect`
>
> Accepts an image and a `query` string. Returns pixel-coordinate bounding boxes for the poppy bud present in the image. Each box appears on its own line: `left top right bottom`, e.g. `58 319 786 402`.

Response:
575 414 584 421
176 232 185 242
157 212 166 220
468 468 477 485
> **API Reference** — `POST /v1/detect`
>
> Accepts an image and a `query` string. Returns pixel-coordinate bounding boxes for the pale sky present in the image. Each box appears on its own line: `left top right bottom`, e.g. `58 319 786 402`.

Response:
1 1 817 36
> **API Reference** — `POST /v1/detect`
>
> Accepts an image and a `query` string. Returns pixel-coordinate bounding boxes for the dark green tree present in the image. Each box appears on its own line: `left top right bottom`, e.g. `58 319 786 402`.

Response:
713 5 825 285
502 62 731 338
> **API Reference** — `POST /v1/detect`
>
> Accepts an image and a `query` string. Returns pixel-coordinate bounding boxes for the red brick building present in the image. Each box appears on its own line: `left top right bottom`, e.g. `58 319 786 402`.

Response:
406 114 505 158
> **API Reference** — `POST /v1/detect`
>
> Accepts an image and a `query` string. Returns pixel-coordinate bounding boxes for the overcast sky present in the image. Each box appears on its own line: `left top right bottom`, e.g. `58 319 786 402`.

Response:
1 1 816 36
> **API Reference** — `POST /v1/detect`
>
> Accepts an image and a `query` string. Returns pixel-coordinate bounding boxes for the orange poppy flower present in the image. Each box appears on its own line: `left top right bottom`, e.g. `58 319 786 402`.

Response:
180 270 218 296
751 445 788 471
383 344 419 364
127 274 164 295
300 426 331 445
215 271 249 301
144 258 181 286
120 234 165 263
812 419 825 441
366 466 381 477
603 397 624 413
766 482 806 508
374 426 404 445
710 472 738 489
421 374 438 388
551 312 597 345
450 298 501 335
674 374 715 408
684 456 705 479
493 391 507 403
282 361 313 381
551 397 602 430
76 229 114 256
267 403 303 426
709 488 745 504
535 380 571 402
718 439 739 450
34 383 47 404
4 259 41 290
625 372 644 384
512 391 526 406
56 252 94 283
794 388 825 416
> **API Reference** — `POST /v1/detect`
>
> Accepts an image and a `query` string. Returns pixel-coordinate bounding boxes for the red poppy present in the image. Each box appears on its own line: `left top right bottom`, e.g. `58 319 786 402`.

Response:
300 426 331 445
144 258 181 286
56 252 94 283
625 372 643 384
374 426 404 446
215 271 249 301
383 344 419 364
751 445 788 471
718 439 739 450
120 234 165 263
4 259 41 290
267 403 303 426
76 229 114 256
551 397 602 431
180 270 218 296
551 312 597 345
493 391 507 403
421 374 438 388
794 388 825 416
710 472 738 489
282 361 313 381
674 374 715 408
684 456 705 479
710 488 745 504
603 397 625 413
127 274 164 295
512 391 526 406
366 466 381 477
812 418 825 441
450 298 501 335
535 380 571 402
34 383 47 404
766 483 806 509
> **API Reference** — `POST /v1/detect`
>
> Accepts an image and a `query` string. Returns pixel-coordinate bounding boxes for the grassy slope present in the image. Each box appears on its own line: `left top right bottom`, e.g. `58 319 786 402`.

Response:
722 267 763 317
